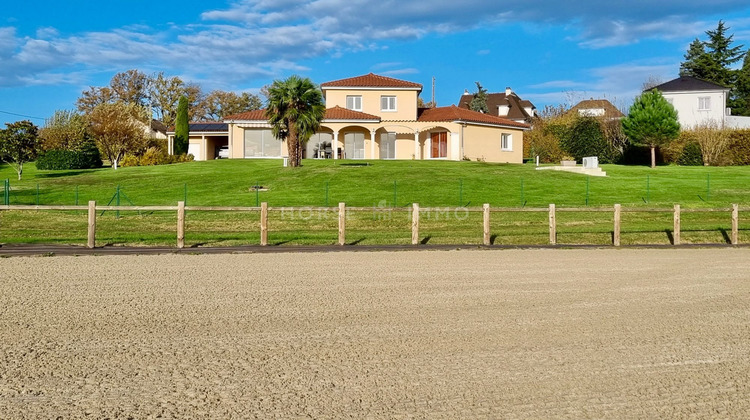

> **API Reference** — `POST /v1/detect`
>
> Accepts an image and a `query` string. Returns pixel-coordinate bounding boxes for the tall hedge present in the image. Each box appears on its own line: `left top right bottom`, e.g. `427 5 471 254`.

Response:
36 141 102 170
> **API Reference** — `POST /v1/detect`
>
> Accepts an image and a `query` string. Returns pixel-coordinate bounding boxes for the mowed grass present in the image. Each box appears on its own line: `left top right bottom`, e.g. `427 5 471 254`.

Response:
1 159 749 246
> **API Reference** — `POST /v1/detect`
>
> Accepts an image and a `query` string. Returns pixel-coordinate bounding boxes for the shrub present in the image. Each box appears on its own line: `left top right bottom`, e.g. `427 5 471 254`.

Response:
35 141 102 170
720 129 750 165
120 154 139 167
560 117 617 162
678 142 704 166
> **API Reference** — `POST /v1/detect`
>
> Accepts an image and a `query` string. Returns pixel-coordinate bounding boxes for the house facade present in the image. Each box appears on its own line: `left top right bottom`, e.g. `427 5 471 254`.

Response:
169 73 529 163
652 76 731 129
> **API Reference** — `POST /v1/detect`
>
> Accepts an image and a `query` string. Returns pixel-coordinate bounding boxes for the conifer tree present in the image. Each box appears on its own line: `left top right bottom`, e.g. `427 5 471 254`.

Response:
174 96 189 155
622 90 680 168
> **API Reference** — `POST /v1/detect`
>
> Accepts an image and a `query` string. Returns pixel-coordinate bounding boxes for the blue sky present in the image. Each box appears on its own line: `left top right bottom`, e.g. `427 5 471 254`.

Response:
2 0 750 125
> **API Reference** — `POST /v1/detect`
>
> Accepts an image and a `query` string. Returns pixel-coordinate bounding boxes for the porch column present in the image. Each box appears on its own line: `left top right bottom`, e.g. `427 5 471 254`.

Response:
414 130 420 160
228 125 234 158
202 135 206 161
168 135 173 155
333 130 339 159
370 130 377 159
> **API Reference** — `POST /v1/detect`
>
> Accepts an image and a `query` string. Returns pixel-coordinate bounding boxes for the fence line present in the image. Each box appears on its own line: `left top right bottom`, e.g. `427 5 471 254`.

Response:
0 202 742 249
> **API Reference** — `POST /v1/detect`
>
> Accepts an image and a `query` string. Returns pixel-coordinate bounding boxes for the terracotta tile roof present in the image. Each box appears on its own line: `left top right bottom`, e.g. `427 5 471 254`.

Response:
418 105 530 129
324 106 380 121
652 76 729 92
568 99 625 119
457 90 536 122
321 73 422 90
223 109 267 121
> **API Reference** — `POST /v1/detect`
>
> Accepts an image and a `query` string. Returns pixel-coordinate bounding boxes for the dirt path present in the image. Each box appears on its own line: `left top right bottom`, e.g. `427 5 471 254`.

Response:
1 249 749 418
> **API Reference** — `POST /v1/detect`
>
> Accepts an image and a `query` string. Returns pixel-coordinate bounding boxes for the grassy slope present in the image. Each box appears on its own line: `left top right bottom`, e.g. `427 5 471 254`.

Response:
1 160 749 246
1 159 749 208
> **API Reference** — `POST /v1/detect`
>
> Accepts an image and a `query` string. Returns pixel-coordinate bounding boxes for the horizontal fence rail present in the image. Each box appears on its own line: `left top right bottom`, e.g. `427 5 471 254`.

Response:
0 202 742 249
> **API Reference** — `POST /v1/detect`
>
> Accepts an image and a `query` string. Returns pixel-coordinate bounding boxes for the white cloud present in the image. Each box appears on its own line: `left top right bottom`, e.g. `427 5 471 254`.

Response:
0 0 749 90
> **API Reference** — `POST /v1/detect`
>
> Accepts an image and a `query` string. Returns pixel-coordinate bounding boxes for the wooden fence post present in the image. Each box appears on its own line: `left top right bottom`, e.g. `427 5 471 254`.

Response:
177 201 185 249
549 204 556 245
483 203 490 245
673 204 681 246
412 203 420 245
732 204 739 245
613 204 621 247
338 202 346 246
87 200 96 249
260 202 268 246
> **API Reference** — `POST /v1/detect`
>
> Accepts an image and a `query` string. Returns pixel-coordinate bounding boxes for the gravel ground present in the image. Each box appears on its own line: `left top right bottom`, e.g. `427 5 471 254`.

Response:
1 249 749 418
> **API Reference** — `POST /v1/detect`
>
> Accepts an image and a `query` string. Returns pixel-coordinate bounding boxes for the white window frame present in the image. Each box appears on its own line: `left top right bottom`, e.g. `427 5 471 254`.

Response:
698 96 711 111
381 95 397 112
501 133 513 152
346 95 362 111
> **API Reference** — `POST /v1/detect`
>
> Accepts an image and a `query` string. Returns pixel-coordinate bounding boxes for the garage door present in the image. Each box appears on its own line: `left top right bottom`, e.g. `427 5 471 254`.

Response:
188 143 202 160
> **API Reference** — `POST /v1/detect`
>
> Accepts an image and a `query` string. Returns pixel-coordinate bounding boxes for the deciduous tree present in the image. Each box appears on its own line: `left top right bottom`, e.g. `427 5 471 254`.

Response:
202 90 262 121
87 102 147 170
622 90 680 168
38 110 90 151
0 120 39 180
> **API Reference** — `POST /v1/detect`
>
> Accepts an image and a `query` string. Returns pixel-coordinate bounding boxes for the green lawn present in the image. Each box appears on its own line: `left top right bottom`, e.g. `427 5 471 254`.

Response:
1 159 748 247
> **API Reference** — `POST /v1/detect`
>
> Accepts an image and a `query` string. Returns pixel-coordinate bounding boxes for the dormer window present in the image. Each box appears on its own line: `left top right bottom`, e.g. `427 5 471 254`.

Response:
346 95 362 111
381 96 397 112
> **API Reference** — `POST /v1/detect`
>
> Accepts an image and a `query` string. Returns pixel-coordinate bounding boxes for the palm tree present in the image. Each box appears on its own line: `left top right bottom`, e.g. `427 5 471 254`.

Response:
266 75 325 167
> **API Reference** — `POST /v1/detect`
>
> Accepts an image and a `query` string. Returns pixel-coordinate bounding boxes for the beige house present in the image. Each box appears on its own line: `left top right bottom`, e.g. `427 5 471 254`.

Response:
170 73 529 163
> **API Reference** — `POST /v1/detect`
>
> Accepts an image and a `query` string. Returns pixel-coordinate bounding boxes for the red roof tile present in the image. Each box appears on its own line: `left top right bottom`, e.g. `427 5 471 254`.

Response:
418 105 530 129
321 73 422 90
223 109 267 121
324 106 380 121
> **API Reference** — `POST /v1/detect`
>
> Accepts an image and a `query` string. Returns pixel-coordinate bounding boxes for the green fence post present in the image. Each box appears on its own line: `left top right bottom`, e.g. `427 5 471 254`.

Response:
36 183 40 206
393 180 397 208
255 181 259 207
706 173 710 201
520 177 525 207
75 185 79 206
325 181 329 207
646 175 650 203
585 176 590 206
184 183 188 206
459 179 463 207
116 185 121 219
3 179 8 205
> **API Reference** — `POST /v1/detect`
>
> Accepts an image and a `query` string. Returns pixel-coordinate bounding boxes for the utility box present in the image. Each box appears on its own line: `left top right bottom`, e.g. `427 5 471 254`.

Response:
582 156 598 169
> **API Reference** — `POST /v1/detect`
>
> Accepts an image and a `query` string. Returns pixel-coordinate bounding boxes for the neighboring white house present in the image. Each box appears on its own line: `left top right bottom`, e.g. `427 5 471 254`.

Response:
652 76 750 129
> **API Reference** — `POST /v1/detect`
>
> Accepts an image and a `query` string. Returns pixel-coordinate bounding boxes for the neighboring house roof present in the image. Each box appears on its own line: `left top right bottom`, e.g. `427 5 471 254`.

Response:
320 73 423 91
418 105 530 129
652 76 729 92
150 119 168 134
166 122 229 134
324 106 381 121
568 99 625 119
457 88 536 122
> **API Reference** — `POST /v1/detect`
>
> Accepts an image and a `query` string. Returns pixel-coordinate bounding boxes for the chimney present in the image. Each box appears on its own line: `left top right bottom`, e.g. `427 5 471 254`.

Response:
463 89 471 95
505 87 512 96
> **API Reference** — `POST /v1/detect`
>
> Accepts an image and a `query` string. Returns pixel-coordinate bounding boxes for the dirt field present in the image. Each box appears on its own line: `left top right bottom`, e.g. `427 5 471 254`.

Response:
1 249 749 418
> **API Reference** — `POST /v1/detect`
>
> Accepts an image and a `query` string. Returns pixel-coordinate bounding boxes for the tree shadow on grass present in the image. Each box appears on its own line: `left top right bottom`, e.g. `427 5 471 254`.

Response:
35 170 90 178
